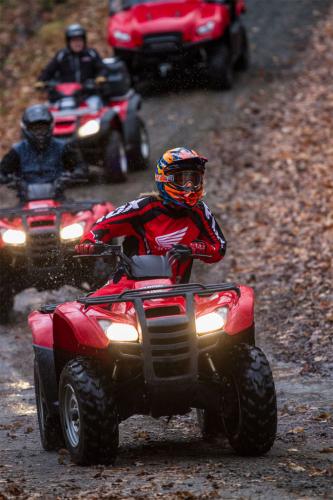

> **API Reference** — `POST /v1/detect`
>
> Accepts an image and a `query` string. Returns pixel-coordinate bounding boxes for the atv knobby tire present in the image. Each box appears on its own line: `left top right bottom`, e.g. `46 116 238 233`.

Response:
104 130 128 183
128 117 150 171
34 359 64 451
235 27 250 72
207 43 233 90
221 343 277 456
0 281 14 324
59 358 119 465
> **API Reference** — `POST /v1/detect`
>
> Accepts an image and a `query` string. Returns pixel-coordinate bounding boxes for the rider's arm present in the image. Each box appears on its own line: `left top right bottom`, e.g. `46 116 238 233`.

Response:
0 148 20 181
82 197 158 244
62 142 87 177
38 51 62 82
192 201 227 263
89 49 108 77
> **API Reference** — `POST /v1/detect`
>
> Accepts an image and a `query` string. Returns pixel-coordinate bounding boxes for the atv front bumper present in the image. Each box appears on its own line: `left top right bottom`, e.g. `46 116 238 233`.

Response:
78 283 254 420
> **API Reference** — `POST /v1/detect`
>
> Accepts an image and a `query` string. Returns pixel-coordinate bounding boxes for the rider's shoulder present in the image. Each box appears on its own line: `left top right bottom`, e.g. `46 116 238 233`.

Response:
56 48 69 62
86 48 99 58
12 140 27 153
195 200 212 216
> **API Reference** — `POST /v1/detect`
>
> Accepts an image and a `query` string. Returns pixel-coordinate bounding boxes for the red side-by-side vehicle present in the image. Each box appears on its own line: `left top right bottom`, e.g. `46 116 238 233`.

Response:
108 0 249 88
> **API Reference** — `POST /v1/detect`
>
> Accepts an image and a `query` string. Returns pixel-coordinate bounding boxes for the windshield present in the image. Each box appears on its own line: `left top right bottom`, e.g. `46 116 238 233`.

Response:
25 183 57 201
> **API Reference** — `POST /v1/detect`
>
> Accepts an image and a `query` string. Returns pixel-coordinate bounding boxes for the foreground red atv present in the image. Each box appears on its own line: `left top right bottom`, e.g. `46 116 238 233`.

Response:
0 178 115 323
44 58 150 181
108 0 249 89
30 244 277 465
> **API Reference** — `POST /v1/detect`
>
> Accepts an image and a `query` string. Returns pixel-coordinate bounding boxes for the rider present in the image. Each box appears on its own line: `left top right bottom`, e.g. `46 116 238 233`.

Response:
76 147 227 283
37 24 107 85
0 104 85 196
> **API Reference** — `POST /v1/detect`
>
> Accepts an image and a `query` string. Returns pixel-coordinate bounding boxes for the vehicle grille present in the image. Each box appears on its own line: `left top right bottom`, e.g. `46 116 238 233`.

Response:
28 231 59 267
146 315 192 378
145 305 180 318
143 32 183 53
30 220 55 228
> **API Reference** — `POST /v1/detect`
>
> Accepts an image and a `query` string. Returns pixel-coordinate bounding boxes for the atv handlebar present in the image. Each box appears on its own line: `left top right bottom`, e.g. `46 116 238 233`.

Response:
74 243 211 260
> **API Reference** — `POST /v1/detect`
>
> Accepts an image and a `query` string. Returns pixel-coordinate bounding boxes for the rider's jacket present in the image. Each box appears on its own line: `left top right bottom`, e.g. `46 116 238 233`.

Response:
0 139 83 183
38 48 107 83
83 196 227 282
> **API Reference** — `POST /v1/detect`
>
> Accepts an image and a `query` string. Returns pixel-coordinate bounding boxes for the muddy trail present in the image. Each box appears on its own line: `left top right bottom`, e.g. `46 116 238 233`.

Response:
0 0 333 498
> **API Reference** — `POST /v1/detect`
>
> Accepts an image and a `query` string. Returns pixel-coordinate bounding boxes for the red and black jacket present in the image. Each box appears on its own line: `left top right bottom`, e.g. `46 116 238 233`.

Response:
83 196 227 282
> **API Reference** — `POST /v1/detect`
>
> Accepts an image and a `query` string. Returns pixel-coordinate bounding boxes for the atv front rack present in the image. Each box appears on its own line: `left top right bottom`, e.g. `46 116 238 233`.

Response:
40 283 240 314
77 282 240 305
0 200 106 219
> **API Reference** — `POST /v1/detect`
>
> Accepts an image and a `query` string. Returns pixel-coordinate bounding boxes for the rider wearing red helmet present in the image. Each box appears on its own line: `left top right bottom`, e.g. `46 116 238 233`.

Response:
76 147 226 282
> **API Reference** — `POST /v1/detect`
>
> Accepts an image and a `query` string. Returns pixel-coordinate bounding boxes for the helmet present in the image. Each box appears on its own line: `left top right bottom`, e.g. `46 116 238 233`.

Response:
155 147 207 207
21 104 54 151
65 24 87 46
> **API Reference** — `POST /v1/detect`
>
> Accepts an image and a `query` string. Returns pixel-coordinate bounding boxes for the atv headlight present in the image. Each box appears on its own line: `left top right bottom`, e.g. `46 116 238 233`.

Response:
113 30 131 42
195 307 228 335
1 229 26 245
78 119 101 138
98 320 139 342
196 20 215 35
60 223 84 241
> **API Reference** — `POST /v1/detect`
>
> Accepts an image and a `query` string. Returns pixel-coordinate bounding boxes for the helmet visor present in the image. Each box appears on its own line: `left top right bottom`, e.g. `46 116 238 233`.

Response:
28 122 51 140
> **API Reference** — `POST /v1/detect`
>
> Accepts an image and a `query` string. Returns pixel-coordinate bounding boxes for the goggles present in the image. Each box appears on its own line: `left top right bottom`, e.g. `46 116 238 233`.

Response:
156 170 203 189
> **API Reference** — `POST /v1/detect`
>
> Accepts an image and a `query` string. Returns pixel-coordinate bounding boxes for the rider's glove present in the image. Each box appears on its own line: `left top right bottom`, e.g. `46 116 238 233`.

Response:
34 81 45 90
75 243 98 255
95 75 107 85
189 241 214 260
168 244 192 264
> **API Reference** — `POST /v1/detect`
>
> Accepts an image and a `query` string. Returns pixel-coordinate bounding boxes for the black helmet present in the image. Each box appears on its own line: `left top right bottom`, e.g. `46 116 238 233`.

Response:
21 104 54 151
65 24 87 46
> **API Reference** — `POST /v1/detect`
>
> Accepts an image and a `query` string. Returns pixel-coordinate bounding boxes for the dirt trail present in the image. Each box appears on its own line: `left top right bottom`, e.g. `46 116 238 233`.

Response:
0 1 333 498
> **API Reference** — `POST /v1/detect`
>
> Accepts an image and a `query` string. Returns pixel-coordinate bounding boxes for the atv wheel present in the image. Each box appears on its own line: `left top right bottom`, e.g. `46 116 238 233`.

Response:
34 360 63 451
128 117 150 171
59 358 119 465
104 130 128 183
0 282 14 324
235 27 250 71
207 43 233 90
221 344 277 456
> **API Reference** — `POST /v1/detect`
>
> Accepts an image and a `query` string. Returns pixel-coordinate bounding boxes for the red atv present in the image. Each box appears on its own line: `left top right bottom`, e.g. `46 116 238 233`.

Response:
0 178 115 323
108 0 249 89
30 244 277 465
44 58 150 182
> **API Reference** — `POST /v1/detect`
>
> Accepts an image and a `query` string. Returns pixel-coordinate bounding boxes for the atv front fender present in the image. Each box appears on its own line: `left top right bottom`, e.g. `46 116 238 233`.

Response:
53 302 109 354
100 108 122 135
29 311 59 416
224 285 254 335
